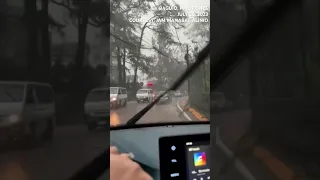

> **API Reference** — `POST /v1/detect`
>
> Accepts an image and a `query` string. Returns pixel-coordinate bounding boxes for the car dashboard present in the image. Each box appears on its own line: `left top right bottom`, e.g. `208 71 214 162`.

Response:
110 123 210 180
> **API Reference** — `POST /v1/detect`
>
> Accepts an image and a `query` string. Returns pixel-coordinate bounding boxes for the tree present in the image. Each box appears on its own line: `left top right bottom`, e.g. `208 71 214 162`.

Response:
51 0 109 77
144 0 188 87
110 0 152 85
23 0 65 82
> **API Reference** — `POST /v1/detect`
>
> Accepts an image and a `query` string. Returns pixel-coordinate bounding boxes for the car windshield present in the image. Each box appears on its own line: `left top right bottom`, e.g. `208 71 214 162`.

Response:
86 90 109 102
110 0 210 126
0 84 25 102
110 88 118 94
4 0 319 180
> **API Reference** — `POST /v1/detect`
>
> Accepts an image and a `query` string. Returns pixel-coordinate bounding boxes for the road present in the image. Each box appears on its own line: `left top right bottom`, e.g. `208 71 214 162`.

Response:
0 97 188 180
110 96 188 125
0 125 108 180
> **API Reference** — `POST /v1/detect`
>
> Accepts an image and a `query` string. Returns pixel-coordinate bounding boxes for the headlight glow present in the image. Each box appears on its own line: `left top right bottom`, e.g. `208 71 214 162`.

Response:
111 97 116 101
6 115 20 123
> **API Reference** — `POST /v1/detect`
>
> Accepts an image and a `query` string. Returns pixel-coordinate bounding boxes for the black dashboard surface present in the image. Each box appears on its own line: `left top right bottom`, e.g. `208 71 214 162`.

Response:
109 123 247 180
110 124 210 180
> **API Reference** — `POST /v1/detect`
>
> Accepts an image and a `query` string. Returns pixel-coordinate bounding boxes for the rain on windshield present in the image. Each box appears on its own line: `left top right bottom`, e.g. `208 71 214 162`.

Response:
110 0 210 126
0 0 209 179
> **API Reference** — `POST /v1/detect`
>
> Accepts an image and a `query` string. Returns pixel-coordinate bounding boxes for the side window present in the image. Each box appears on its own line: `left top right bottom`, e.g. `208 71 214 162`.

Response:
35 86 54 104
149 90 153 94
122 89 127 95
26 86 35 104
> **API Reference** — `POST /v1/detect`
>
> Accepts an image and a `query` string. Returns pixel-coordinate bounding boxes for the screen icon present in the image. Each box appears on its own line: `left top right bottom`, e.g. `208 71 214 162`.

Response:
170 173 179 177
194 152 207 166
171 145 176 151
171 159 177 163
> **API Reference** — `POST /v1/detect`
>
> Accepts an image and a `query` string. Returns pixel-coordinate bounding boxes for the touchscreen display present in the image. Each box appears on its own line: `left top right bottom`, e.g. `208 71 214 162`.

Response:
159 133 210 180
186 141 210 180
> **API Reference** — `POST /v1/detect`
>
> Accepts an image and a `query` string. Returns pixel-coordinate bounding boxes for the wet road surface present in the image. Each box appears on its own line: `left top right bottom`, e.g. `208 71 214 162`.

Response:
0 125 108 180
110 96 188 125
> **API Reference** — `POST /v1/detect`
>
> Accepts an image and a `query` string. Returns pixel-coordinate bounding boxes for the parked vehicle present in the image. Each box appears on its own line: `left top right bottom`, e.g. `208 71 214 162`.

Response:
136 89 155 103
84 87 109 131
110 87 128 108
174 90 182 97
156 91 172 104
0 81 55 144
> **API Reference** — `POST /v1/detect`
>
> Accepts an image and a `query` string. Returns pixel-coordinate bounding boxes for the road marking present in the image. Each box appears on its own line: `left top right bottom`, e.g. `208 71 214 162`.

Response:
176 99 208 121
217 126 299 180
110 112 120 126
253 146 299 180
176 100 192 121
188 107 208 121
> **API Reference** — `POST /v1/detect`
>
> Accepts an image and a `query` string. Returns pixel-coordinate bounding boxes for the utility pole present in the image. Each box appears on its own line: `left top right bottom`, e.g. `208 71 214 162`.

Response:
185 44 190 94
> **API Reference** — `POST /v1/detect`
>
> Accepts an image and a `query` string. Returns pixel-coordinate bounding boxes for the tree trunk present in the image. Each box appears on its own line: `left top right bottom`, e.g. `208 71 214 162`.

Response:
185 45 190 94
25 0 38 81
74 9 88 89
117 46 122 84
122 48 126 86
41 0 51 83
75 14 88 71
133 21 148 83
243 0 255 23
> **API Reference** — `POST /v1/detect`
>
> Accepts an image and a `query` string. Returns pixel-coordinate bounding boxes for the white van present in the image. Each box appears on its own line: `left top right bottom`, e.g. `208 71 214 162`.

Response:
84 87 110 130
136 89 155 103
110 87 127 108
0 81 55 143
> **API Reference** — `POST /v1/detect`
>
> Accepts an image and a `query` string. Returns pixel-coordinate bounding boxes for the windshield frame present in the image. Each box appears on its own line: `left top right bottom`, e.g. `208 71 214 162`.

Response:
110 121 209 130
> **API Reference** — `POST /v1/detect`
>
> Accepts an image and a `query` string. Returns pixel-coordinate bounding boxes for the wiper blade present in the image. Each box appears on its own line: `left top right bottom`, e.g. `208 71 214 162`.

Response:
126 44 210 125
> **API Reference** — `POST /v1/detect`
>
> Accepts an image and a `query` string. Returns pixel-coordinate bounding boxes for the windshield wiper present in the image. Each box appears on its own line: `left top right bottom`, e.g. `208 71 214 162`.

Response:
126 44 210 125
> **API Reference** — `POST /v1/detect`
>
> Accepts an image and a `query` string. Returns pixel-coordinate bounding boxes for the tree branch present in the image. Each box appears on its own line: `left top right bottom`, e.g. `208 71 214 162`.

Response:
88 19 100 27
51 0 77 13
